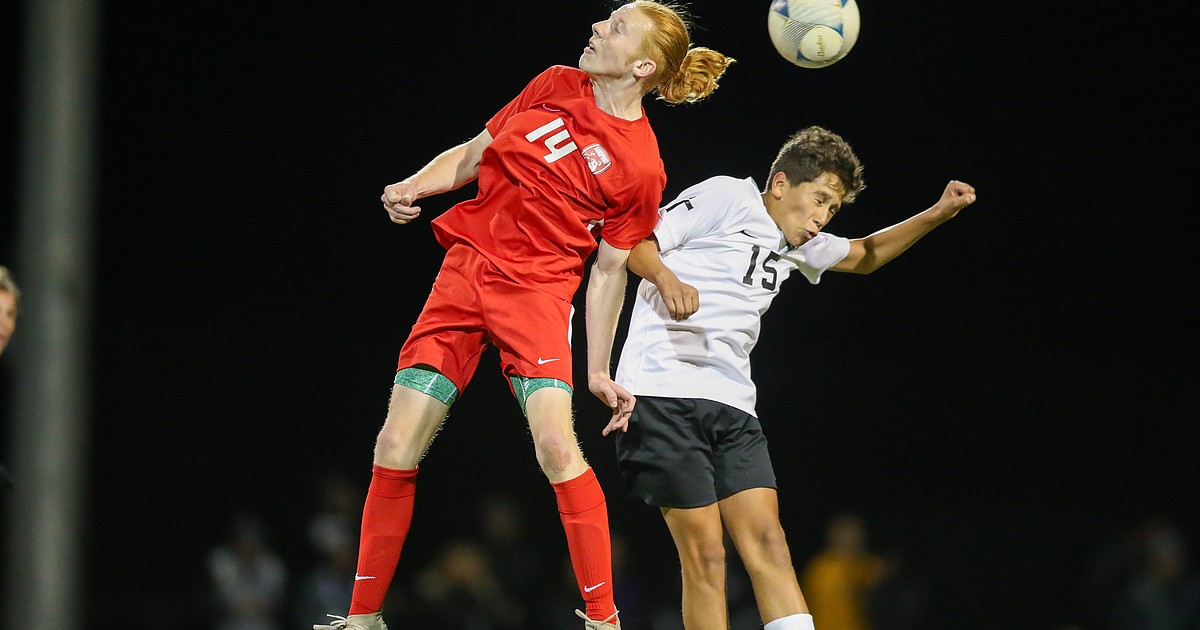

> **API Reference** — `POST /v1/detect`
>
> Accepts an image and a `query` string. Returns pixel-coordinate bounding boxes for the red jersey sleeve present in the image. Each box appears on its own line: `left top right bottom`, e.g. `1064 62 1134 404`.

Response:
595 137 666 251
486 65 573 138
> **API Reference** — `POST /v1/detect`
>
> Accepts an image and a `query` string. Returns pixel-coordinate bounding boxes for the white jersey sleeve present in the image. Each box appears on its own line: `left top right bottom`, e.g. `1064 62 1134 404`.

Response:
792 231 851 284
652 176 750 254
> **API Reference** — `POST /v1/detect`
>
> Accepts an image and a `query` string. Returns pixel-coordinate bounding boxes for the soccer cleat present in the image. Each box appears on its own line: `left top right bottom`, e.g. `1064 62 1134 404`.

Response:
313 612 388 630
576 609 621 630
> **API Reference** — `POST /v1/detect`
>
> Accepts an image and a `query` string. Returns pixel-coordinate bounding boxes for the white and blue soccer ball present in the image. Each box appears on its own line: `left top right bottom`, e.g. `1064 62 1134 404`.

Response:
767 0 860 68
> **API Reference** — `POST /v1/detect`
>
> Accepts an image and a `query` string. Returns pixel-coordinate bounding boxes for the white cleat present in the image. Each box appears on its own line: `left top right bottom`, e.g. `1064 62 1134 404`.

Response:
576 609 621 630
313 612 388 630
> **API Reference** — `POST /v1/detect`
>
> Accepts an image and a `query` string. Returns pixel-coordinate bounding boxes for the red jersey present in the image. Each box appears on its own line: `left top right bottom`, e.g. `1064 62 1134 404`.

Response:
431 65 666 301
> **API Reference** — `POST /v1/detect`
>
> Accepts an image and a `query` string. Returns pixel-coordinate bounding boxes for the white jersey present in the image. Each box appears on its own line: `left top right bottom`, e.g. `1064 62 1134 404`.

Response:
615 176 850 416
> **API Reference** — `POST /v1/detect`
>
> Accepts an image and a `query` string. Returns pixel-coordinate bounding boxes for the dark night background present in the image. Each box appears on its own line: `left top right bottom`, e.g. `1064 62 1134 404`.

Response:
2 1 1198 629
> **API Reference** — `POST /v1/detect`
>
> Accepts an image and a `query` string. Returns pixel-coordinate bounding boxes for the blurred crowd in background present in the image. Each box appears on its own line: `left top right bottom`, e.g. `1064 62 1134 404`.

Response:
203 474 1199 630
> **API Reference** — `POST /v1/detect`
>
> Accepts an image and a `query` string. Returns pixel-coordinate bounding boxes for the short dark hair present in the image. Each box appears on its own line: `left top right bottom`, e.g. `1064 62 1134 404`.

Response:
767 125 865 203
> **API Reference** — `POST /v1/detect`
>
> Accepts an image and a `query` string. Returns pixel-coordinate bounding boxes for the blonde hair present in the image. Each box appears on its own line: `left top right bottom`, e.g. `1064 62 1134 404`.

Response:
0 266 18 305
631 1 735 104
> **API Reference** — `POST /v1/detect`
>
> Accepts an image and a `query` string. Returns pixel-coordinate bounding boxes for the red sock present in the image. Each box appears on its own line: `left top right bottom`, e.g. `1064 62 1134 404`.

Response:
349 465 417 615
552 467 616 621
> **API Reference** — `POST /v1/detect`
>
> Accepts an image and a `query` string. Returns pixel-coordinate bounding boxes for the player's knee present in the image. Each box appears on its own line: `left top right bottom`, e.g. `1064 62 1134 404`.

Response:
532 431 580 477
373 424 410 458
681 538 727 582
746 525 795 568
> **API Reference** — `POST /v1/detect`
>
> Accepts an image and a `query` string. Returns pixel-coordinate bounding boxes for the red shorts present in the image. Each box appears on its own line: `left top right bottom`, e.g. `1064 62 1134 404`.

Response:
397 243 576 395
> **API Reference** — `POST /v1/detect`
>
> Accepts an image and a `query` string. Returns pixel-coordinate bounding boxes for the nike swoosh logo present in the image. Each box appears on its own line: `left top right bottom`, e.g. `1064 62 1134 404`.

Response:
355 575 377 581
739 229 754 237
583 581 606 593
537 358 561 365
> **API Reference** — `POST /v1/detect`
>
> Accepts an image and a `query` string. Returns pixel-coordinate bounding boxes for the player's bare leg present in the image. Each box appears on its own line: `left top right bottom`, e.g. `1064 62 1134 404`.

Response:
374 382 452 468
526 386 619 628
662 503 730 630
719 488 809 625
525 387 588 481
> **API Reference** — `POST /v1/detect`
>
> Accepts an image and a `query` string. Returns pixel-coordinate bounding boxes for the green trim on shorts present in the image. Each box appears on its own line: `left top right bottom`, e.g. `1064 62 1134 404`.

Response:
395 367 459 406
509 376 573 416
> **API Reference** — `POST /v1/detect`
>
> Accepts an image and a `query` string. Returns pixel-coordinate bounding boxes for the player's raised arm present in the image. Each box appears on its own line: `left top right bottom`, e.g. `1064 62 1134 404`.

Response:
832 180 977 274
380 128 493 225
628 236 699 321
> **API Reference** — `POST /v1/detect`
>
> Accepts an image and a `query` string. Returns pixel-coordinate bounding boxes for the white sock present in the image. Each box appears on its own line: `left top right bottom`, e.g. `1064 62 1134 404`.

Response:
764 613 815 630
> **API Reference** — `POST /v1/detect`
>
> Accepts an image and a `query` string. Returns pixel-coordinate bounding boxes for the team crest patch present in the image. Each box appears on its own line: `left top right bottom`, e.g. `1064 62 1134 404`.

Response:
581 143 612 175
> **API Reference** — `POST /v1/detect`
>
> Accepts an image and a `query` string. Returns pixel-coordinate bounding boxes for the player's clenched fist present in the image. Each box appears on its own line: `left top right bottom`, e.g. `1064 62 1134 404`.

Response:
656 274 699 321
934 180 977 219
381 181 422 225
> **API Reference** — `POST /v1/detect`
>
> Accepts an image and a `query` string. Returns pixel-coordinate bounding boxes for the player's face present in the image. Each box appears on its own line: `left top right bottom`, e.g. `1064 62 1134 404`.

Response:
768 171 846 247
0 291 15 356
579 4 654 79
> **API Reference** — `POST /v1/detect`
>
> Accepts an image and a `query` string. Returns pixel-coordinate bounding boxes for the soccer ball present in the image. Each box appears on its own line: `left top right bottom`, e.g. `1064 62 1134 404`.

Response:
767 0 860 68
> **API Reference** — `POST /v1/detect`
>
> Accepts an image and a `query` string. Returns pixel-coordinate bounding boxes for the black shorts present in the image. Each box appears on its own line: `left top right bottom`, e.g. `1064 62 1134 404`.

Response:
614 395 776 508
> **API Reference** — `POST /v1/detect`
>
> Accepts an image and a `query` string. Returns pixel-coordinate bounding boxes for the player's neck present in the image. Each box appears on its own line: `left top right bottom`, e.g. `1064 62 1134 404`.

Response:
590 78 645 121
